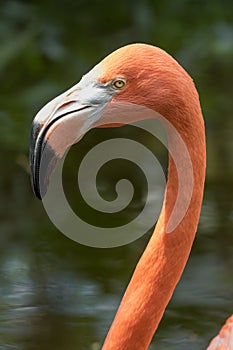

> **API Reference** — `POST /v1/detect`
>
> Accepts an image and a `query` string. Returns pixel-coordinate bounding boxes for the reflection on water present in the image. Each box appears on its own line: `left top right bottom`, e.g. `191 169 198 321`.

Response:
0 123 233 350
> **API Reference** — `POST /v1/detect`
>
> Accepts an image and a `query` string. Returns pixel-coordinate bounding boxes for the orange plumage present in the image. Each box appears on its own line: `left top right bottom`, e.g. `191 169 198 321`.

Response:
30 43 233 349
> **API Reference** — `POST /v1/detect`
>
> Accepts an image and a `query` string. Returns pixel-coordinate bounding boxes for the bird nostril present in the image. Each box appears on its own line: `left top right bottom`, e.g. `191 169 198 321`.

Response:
66 88 81 97
56 101 77 112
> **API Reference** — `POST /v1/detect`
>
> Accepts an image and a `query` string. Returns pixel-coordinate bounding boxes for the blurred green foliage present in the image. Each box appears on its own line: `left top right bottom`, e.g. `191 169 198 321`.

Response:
0 0 233 153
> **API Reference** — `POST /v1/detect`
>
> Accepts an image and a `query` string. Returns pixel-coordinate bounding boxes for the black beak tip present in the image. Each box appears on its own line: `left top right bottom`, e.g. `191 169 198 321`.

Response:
31 177 43 200
30 120 59 200
30 121 42 199
30 142 60 200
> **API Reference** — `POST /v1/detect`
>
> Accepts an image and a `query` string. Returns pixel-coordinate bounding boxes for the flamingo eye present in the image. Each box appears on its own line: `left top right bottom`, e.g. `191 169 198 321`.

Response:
111 78 126 90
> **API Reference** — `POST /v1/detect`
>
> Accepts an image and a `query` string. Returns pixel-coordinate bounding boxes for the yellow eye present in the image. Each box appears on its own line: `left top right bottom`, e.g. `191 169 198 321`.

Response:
111 78 126 90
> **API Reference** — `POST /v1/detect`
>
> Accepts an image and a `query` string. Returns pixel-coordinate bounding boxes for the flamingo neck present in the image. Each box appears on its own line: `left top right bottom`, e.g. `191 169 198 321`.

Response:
102 108 206 350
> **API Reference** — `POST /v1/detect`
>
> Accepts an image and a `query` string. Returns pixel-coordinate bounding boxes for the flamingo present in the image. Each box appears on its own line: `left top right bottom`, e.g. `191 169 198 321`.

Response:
30 43 233 349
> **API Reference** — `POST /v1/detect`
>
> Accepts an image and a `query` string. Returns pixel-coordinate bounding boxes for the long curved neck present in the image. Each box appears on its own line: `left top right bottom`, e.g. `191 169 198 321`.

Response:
102 104 206 350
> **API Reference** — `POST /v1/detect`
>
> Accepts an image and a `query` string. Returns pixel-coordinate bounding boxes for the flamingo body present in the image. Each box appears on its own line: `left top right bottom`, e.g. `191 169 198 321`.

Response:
207 316 233 350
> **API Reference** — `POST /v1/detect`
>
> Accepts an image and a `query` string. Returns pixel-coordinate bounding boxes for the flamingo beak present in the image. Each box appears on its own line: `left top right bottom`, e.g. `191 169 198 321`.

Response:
30 76 115 199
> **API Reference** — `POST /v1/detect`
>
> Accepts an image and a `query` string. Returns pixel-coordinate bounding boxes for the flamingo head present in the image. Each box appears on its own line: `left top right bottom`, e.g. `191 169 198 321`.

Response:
30 43 196 199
